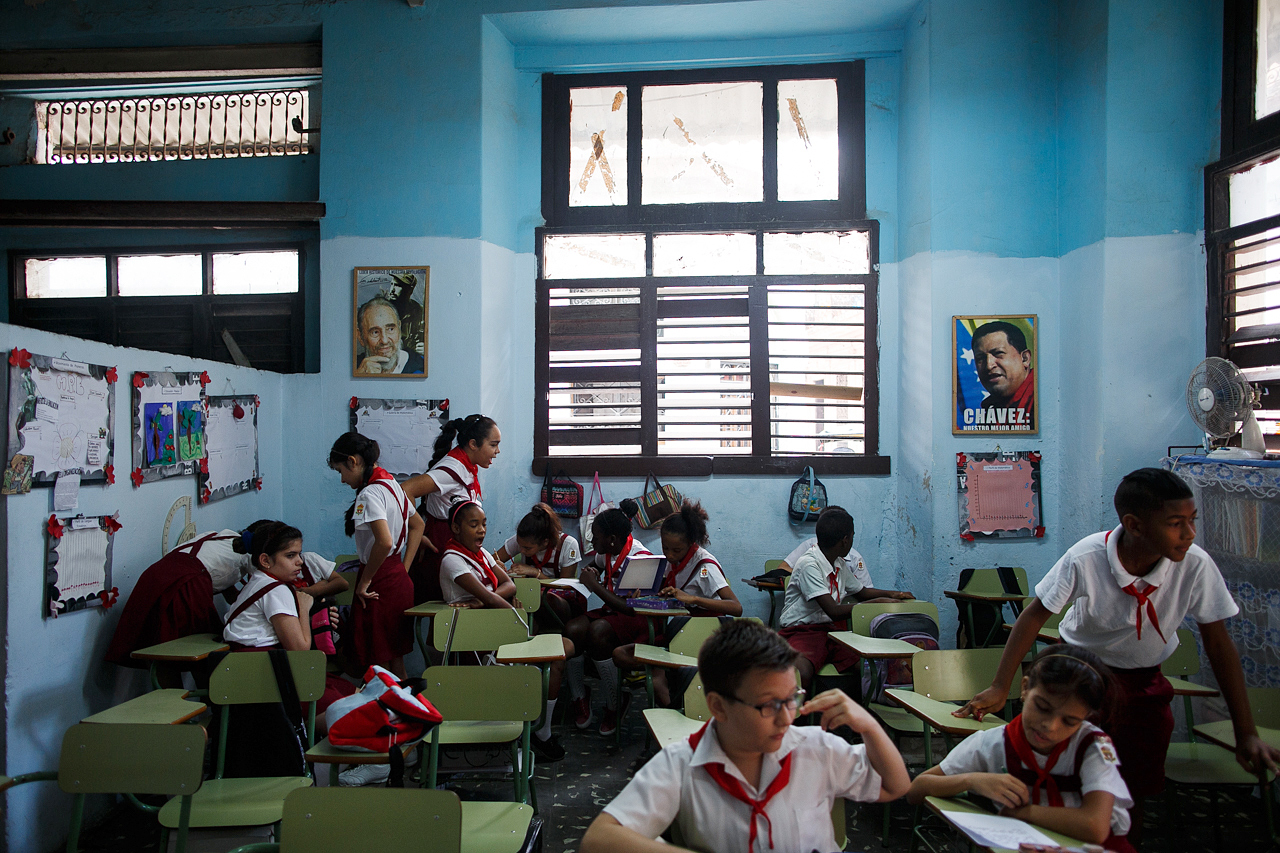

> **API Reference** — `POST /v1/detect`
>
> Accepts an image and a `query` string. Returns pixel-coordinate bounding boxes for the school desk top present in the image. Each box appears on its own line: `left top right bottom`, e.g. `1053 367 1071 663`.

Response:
495 634 565 664
925 795 1089 853
884 688 1004 737
404 601 450 618
1193 720 1280 752
1002 621 1061 644
1165 676 1219 698
131 633 229 662
830 631 921 659
81 689 206 725
643 708 703 749
633 644 697 669
631 604 690 618
943 590 1029 604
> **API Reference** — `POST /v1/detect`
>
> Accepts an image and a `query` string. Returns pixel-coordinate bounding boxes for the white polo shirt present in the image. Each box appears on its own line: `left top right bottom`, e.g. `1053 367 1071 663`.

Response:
352 478 415 564
939 720 1133 835
1035 526 1238 669
667 546 730 599
504 532 581 578
784 538 874 590
421 455 480 521
223 571 298 647
779 546 864 628
604 719 882 853
299 552 336 585
440 546 502 605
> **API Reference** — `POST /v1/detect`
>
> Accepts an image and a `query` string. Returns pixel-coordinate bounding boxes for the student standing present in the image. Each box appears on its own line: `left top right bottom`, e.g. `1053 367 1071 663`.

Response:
402 414 501 603
956 468 1280 842
329 432 424 679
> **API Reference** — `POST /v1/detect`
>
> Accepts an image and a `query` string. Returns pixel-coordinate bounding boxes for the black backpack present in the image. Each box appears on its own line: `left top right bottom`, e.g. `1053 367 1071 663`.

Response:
954 567 1023 649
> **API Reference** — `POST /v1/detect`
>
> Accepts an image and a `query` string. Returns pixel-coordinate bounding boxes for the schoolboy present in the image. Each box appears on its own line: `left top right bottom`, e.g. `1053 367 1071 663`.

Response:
777 508 908 689
956 468 1280 841
580 620 910 853
777 505 917 603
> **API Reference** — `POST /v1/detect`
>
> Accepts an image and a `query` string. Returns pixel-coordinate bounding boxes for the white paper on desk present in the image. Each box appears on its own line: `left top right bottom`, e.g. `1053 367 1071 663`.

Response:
53 472 80 511
546 578 591 599
943 812 1058 850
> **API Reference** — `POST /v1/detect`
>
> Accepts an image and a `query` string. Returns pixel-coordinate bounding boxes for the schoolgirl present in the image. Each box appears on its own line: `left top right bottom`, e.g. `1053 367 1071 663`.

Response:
222 522 314 652
402 414 501 603
494 502 584 630
329 431 424 679
910 645 1135 851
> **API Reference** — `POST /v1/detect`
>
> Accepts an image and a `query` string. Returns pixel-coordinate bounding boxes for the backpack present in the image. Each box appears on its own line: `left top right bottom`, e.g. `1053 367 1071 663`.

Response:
787 466 827 524
326 665 443 753
860 611 940 705
954 566 1022 649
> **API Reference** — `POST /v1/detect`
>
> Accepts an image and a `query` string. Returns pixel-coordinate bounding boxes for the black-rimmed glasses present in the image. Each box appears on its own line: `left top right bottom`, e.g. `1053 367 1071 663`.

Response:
728 688 806 718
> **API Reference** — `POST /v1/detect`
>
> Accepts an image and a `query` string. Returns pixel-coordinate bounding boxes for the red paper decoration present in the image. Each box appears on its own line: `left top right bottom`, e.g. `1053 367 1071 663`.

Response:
104 464 115 485
130 468 144 487
132 372 148 388
105 367 118 384
103 516 122 534
8 349 30 369
46 515 63 538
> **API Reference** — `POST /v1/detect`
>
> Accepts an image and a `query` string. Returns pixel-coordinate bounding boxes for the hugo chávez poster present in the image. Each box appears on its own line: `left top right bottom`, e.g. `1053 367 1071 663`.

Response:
953 315 1037 434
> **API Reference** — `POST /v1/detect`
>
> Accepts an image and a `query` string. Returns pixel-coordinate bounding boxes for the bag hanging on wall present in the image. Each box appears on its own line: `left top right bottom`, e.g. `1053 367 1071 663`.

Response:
633 473 683 530
787 466 828 524
541 469 585 518
579 473 614 555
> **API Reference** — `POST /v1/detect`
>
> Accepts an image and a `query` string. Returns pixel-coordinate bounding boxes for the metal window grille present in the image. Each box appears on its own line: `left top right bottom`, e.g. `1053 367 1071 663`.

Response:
34 90 311 164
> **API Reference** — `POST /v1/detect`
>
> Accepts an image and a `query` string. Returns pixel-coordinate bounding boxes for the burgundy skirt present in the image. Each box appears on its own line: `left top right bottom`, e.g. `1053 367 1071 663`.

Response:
104 551 219 667
348 554 414 668
1107 664 1175 798
409 516 451 604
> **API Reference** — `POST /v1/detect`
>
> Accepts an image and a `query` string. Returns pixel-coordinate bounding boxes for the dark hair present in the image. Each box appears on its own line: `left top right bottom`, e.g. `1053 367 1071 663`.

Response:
815 507 855 549
972 320 1029 353
429 414 497 468
329 432 380 537
516 503 562 545
1024 644 1115 721
357 296 400 333
250 521 303 572
448 498 484 530
661 499 710 545
593 498 640 542
234 519 276 555
698 620 801 699
1114 468 1194 521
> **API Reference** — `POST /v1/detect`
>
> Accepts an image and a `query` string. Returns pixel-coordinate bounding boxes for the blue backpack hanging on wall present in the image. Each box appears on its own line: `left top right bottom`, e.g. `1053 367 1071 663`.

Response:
787 466 828 525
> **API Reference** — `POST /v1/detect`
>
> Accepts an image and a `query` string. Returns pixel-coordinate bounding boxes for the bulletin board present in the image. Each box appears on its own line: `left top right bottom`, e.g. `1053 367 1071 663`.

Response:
199 395 261 504
45 513 120 618
132 371 207 485
957 451 1044 540
349 397 449 479
6 349 116 487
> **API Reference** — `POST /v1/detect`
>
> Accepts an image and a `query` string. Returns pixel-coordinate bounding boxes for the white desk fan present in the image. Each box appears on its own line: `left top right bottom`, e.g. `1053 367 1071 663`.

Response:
1185 357 1266 459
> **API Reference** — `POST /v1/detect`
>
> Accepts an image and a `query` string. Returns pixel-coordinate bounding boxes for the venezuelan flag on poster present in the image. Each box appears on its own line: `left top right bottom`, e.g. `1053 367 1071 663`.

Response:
955 319 988 426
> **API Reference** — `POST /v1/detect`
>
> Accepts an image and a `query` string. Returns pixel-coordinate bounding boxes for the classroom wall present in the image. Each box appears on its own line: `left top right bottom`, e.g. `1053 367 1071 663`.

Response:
0 1 1223 848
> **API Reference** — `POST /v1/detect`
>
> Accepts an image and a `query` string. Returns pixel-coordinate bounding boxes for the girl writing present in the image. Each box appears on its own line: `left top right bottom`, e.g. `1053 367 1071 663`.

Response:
907 645 1135 851
494 502 584 630
329 432 424 679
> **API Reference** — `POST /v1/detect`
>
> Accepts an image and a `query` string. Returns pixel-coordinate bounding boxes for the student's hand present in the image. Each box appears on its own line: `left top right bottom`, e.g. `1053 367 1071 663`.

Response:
892 590 915 601
998 803 1033 822
328 605 339 624
660 586 696 604
355 586 379 607
449 600 483 609
511 597 524 611
295 590 314 613
971 773 1031 810
421 537 439 553
1236 733 1280 775
580 566 603 592
954 685 1007 721
514 565 538 578
800 689 876 735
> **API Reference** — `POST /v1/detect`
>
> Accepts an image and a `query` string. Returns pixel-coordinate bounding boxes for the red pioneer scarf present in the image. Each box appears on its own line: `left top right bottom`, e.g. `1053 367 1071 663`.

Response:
1005 714 1072 807
688 722 794 853
444 542 500 591
444 447 481 499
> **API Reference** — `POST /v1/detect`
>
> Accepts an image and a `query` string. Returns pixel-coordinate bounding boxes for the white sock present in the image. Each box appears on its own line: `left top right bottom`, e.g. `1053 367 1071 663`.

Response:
535 700 556 741
566 656 586 700
596 657 619 710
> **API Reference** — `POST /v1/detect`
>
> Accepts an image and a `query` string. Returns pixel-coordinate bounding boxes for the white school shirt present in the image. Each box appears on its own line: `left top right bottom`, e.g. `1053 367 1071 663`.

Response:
421 455 480 521
175 530 250 593
784 538 874 589
589 537 653 588
667 546 730 600
351 478 416 564
223 570 299 647
939 720 1133 836
299 553 337 585
503 533 581 578
779 546 864 628
440 546 502 605
1035 526 1239 669
604 718 882 853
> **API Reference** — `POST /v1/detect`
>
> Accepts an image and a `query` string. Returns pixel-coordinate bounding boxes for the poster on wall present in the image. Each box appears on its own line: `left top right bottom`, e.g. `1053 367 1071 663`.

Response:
199 395 261 504
953 315 1038 435
352 266 429 377
957 451 1044 540
132 371 207 485
6 349 116 488
349 397 448 479
45 513 120 618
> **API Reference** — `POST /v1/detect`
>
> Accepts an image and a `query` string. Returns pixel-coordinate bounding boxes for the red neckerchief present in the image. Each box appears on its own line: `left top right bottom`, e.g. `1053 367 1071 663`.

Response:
1005 714 1072 807
602 535 634 592
445 541 500 591
663 546 699 589
369 465 395 484
688 721 794 853
530 534 565 573
445 447 481 499
1104 529 1167 643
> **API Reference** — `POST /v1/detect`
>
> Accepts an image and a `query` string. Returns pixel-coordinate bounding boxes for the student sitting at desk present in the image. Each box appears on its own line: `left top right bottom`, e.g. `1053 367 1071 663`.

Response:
776 505 915 603
493 502 584 631
909 645 1135 851
580 620 910 853
223 521 314 652
778 508 909 691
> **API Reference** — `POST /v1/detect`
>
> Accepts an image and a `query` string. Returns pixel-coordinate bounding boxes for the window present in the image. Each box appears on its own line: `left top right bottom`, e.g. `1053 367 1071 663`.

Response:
536 63 883 476
10 244 306 373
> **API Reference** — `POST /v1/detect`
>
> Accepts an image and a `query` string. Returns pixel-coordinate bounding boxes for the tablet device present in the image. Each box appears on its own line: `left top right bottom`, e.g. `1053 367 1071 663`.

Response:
616 555 667 595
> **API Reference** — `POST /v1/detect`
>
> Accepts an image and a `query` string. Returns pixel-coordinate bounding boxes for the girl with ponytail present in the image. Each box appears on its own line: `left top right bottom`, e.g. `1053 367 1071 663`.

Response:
329 431 424 678
494 502 585 629
402 414 501 603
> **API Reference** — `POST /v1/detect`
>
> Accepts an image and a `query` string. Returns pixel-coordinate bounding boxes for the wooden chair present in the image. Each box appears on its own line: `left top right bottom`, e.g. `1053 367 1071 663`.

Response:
158 650 325 836
0 723 206 853
432 606 532 664
1161 627 1220 741
332 569 359 607
512 577 544 615
950 567 1029 648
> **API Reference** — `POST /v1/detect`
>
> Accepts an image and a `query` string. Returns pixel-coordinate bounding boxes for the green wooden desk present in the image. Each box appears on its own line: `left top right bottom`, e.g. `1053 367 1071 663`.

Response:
642 708 702 749
831 631 921 659
496 634 566 733
1193 720 1280 752
82 689 206 725
885 688 1003 767
405 601 450 660
131 633 230 690
923 795 1089 853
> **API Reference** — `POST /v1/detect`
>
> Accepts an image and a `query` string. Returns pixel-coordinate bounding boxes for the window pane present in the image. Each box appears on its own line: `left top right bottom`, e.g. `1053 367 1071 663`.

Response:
1259 0 1280 119
548 380 642 456
543 234 646 278
642 82 763 204
777 79 839 201
24 257 107 298
117 254 203 296
212 251 300 294
764 230 870 274
569 87 628 207
652 233 755 276
1230 157 1280 227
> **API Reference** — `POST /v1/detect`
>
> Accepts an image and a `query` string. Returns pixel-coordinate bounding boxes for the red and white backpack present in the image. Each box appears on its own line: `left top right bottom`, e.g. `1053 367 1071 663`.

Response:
325 666 443 752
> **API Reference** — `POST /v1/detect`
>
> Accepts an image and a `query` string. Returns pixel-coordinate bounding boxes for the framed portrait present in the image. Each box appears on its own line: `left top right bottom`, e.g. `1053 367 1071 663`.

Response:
353 266 429 378
953 315 1037 435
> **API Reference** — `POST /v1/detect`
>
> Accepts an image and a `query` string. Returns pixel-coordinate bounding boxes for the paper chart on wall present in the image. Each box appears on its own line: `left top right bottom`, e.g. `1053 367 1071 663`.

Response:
200 395 260 503
350 398 449 479
7 351 116 486
46 514 117 618
956 451 1044 540
132 372 206 484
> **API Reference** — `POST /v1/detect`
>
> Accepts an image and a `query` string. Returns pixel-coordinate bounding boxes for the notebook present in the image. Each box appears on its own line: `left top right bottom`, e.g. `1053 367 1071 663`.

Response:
617 555 682 609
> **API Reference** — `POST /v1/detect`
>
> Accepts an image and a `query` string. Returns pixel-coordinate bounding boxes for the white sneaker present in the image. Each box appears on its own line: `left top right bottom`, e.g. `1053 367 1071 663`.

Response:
338 763 391 787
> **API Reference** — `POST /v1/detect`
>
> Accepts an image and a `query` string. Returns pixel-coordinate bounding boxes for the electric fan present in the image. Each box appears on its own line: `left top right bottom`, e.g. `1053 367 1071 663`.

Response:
1185 357 1266 459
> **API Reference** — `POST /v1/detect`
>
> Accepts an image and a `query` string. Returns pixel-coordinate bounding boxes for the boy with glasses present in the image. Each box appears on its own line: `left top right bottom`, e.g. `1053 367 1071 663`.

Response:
581 620 909 853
